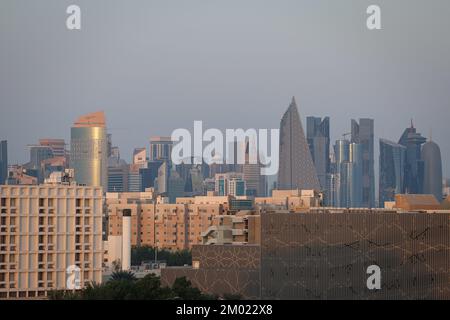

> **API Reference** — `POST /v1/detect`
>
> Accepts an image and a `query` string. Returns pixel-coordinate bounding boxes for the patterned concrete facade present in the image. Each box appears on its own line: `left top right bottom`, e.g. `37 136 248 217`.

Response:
261 212 450 300
161 245 260 299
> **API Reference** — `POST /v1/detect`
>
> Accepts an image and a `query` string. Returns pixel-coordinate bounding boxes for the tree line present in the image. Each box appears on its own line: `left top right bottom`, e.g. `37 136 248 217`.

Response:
49 271 241 300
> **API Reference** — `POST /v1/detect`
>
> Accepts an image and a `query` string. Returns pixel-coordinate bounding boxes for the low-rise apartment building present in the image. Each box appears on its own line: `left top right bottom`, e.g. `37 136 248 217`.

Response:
0 184 103 299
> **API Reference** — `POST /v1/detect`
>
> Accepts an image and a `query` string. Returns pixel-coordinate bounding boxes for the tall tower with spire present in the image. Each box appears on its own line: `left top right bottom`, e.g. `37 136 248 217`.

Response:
278 97 320 191
398 121 426 194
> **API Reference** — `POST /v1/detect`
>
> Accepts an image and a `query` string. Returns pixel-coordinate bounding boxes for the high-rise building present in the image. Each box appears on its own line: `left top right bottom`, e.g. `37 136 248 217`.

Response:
107 157 129 193
306 117 330 190
379 139 406 207
422 139 443 201
28 145 53 168
278 97 320 191
215 172 246 196
0 141 7 185
127 164 142 192
38 139 66 158
306 116 331 205
70 111 108 190
333 140 363 207
26 145 53 183
0 184 103 299
242 141 265 196
351 118 375 207
398 123 426 194
133 148 147 167
149 136 173 161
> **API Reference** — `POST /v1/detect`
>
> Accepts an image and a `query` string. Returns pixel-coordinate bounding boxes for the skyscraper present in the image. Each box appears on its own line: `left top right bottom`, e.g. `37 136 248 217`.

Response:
0 140 7 185
278 97 320 191
243 140 265 196
333 139 363 208
133 148 147 167
108 156 129 192
149 136 173 161
70 111 108 190
38 139 66 158
422 139 443 201
379 139 406 207
398 123 426 194
351 119 375 208
306 116 330 200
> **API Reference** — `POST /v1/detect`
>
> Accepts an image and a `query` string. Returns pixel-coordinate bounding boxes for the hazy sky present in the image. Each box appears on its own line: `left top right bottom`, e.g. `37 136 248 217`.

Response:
1 0 449 178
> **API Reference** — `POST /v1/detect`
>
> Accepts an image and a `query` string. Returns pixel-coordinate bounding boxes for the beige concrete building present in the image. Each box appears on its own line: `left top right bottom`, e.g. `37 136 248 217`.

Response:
106 193 227 253
106 191 324 256
202 211 261 245
0 184 103 299
255 189 323 211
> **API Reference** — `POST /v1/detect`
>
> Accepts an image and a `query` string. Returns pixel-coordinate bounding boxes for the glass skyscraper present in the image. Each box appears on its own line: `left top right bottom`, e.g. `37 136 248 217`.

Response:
278 97 320 191
0 140 7 184
398 123 426 194
379 139 406 207
333 140 363 208
307 116 330 201
351 119 375 208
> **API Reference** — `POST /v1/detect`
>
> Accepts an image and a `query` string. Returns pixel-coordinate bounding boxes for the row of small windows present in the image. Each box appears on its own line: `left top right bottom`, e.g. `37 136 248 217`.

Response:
1 198 92 207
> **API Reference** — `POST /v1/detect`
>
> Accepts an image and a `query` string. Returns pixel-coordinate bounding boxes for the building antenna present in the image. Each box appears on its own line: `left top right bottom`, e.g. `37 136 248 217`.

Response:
410 118 414 129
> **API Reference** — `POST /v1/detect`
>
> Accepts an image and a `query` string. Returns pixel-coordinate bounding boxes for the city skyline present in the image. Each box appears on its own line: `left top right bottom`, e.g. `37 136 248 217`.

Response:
1 0 450 303
1 1 449 179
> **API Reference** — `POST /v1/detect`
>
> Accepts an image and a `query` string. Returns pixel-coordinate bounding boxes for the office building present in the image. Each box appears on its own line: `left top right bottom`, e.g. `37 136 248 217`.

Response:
422 139 443 201
398 122 426 194
133 148 147 168
333 140 363 208
278 97 320 191
149 137 173 161
128 164 142 192
107 156 129 193
306 117 330 194
0 184 103 299
38 139 66 158
27 145 53 183
379 139 406 206
351 118 375 207
70 111 108 190
215 172 246 196
0 141 7 185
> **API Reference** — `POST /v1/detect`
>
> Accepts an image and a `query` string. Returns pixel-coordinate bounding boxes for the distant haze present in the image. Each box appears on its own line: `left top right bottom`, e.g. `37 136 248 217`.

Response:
1 0 449 181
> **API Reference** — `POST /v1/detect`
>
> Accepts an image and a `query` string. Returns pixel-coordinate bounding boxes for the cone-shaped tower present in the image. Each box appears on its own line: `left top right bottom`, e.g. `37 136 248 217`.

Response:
278 97 320 190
